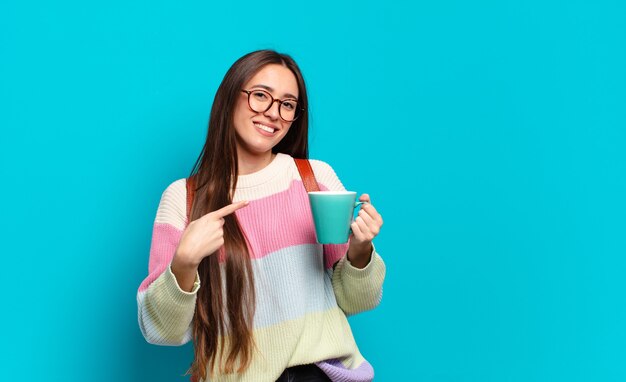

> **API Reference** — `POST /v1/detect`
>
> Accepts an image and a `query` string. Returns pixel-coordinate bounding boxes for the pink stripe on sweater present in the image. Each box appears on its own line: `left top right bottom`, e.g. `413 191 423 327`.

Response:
138 180 349 294
138 223 183 292
235 180 348 268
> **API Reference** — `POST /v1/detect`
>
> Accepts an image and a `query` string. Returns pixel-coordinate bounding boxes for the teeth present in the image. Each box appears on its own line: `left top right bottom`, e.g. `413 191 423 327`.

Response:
254 123 275 133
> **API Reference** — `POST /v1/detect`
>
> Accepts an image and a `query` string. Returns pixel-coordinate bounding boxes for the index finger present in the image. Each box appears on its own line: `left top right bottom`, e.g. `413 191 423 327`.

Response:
213 200 249 218
359 193 371 203
361 203 383 224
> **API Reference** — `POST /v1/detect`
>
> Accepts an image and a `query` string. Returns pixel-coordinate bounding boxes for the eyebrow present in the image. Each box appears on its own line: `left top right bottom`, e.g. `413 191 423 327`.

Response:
250 84 298 100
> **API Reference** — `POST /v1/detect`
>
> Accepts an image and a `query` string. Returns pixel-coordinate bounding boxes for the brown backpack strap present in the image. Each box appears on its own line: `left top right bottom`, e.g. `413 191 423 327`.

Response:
185 175 196 221
294 158 320 192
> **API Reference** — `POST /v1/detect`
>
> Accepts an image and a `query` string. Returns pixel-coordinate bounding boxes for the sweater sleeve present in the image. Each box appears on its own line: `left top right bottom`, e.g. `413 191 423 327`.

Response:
310 160 386 315
332 247 386 315
137 179 201 345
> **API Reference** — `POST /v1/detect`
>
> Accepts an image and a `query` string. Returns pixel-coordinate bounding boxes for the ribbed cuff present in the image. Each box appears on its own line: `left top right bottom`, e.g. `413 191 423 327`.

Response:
163 264 201 305
343 245 380 280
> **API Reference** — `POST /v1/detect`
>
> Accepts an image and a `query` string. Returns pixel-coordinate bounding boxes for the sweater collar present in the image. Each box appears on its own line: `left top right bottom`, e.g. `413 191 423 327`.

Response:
236 153 291 189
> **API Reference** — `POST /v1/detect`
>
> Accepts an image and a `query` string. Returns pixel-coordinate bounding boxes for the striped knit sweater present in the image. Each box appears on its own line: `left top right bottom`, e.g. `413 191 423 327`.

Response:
137 153 386 382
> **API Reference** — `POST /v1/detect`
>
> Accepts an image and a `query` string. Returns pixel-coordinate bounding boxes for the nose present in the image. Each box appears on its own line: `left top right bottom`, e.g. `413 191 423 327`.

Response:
264 99 281 120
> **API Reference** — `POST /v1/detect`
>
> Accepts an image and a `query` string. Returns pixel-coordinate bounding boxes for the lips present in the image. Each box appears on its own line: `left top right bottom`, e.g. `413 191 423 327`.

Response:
253 121 279 136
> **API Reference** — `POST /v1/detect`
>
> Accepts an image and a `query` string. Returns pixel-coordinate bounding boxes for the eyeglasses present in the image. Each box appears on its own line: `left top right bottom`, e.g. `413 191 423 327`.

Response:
241 89 302 122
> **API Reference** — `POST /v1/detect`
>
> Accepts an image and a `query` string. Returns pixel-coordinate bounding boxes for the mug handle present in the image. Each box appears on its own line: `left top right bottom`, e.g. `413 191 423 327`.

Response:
348 201 369 235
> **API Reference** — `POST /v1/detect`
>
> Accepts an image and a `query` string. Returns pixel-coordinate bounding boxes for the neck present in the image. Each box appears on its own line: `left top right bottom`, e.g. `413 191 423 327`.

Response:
237 149 276 175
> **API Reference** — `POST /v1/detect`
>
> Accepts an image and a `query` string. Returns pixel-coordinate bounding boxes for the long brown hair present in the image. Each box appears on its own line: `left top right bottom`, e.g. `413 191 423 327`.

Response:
188 50 309 379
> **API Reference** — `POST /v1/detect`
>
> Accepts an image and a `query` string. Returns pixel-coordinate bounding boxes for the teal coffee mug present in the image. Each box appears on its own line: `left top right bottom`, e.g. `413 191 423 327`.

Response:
308 191 365 244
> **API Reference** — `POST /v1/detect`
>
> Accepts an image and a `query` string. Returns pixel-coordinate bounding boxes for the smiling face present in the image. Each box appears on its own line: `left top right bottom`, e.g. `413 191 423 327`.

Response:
232 64 299 159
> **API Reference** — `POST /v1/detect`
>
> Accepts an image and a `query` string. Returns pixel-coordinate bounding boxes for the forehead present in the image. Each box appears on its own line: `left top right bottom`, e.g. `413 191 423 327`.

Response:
244 64 299 98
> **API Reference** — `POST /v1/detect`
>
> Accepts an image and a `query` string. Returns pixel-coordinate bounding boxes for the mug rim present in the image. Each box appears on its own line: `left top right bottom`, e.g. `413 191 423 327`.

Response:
308 191 356 195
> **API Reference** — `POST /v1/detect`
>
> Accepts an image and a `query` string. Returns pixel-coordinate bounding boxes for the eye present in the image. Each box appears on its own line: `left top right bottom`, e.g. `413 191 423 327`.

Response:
282 100 297 111
252 91 269 100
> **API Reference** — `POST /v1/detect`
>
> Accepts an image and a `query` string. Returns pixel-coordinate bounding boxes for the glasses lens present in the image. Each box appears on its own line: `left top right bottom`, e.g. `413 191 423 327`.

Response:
248 90 272 113
279 100 299 122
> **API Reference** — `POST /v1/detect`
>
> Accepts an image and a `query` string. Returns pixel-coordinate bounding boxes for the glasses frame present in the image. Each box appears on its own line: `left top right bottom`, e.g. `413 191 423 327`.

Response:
241 89 303 122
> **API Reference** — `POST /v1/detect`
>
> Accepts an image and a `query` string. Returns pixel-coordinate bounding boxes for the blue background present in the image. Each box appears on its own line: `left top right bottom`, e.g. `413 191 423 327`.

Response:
2 0 625 381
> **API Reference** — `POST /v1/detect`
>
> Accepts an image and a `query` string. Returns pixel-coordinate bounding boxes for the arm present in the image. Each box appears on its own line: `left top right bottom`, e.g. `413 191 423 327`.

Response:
310 160 387 315
331 246 386 315
136 179 200 345
137 179 249 345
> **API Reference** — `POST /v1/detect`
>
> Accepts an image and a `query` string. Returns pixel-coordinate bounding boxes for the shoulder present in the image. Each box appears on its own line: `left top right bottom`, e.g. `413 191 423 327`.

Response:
279 154 345 191
308 159 345 192
308 159 335 175
155 178 188 229
160 178 187 201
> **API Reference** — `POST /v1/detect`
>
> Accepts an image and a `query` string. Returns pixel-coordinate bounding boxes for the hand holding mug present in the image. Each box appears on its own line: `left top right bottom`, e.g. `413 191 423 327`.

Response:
348 194 383 268
349 193 383 246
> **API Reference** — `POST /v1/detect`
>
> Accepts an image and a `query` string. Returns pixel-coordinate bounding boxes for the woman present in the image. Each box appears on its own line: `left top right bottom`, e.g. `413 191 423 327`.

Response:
137 50 386 382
